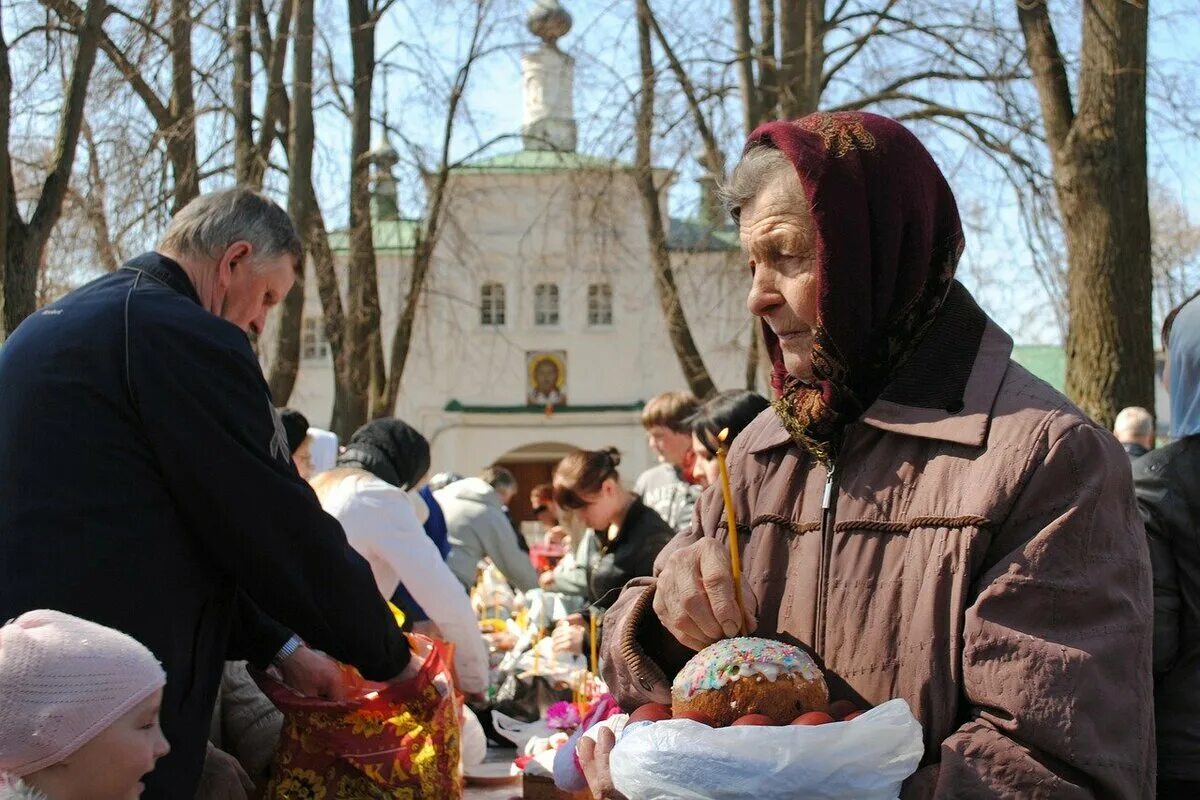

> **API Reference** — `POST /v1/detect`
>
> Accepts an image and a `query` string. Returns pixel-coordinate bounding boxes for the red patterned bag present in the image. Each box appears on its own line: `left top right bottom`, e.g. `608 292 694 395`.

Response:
255 635 463 799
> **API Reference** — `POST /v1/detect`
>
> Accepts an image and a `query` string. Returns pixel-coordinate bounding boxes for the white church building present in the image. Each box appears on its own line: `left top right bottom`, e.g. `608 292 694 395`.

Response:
279 1 760 520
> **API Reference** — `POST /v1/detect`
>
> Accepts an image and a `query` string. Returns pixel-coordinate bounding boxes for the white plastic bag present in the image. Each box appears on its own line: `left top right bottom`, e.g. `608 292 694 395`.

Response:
608 699 924 800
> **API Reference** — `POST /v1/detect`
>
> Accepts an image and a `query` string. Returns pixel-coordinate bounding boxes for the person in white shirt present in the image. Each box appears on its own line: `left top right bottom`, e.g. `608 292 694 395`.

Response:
312 419 488 696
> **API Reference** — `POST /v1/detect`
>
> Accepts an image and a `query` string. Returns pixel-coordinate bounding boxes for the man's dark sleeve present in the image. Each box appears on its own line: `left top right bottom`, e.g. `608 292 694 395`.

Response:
1133 459 1183 677
228 591 291 668
128 311 409 680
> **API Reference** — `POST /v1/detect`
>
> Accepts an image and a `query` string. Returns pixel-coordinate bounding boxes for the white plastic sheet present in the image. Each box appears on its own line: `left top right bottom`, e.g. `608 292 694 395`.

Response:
608 699 924 800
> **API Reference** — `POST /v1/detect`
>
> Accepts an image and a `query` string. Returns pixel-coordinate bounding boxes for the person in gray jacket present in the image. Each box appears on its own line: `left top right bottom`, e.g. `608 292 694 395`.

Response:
439 467 538 592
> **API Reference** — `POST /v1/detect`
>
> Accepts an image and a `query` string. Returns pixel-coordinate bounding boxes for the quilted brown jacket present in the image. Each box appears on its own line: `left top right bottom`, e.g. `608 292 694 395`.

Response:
601 289 1155 798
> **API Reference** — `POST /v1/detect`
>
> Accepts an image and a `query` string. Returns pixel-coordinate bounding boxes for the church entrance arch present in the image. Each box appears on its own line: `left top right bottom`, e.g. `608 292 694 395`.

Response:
493 441 576 527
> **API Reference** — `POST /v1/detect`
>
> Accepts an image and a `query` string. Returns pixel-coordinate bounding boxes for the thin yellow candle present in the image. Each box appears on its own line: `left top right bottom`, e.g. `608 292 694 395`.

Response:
589 612 599 675
716 428 746 626
533 632 541 674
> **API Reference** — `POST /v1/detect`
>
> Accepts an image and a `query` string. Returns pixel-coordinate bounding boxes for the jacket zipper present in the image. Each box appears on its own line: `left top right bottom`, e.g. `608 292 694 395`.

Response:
814 461 839 656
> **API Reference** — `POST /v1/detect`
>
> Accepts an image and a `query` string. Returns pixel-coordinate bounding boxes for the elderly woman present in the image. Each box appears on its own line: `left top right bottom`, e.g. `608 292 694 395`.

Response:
585 113 1154 798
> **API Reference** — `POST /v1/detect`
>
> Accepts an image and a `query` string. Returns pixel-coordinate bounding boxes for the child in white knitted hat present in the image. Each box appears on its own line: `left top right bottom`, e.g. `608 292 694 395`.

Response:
0 610 169 800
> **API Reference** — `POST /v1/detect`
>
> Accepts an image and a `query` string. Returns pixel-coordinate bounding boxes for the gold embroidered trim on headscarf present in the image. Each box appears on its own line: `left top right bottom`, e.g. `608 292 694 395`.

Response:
796 112 878 157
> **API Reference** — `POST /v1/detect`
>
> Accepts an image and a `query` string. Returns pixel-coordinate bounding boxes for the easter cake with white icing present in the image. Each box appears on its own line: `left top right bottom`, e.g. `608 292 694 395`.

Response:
671 637 829 726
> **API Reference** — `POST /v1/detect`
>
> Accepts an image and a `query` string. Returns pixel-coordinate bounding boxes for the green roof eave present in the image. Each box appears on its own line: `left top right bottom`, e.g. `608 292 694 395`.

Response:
327 217 422 254
444 400 645 414
452 149 631 175
666 217 740 252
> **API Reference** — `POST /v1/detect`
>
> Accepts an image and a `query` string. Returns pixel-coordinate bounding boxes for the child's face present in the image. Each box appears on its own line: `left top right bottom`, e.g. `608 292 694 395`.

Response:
51 689 169 799
646 425 693 467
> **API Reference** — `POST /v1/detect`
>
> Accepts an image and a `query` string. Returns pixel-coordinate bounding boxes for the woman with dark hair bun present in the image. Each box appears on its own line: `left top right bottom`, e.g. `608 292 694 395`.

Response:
687 390 771 489
551 448 675 612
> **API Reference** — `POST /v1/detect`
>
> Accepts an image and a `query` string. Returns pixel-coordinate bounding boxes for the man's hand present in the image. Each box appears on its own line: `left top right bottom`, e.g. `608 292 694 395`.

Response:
278 645 347 701
577 727 628 800
652 537 756 651
539 570 557 590
196 743 254 800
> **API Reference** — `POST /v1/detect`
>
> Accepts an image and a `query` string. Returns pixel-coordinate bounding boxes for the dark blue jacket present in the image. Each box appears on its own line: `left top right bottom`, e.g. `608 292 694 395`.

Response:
0 254 410 797
390 485 451 622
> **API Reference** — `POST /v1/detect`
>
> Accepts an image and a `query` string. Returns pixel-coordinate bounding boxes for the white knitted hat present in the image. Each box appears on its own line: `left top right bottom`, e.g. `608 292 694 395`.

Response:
0 610 166 778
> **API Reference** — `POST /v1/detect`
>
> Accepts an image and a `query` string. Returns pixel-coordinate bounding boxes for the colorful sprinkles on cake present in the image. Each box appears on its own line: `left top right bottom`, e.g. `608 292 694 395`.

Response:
673 637 821 700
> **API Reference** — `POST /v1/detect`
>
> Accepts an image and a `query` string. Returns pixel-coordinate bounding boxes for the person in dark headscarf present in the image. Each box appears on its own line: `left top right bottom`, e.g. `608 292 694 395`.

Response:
587 113 1153 799
337 418 431 491
1134 293 1200 798
310 419 488 696
337 418 451 560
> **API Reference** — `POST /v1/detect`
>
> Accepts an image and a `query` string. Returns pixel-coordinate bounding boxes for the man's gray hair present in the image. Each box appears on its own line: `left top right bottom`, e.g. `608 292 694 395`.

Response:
717 143 794 223
481 465 518 494
157 187 302 273
1114 406 1154 438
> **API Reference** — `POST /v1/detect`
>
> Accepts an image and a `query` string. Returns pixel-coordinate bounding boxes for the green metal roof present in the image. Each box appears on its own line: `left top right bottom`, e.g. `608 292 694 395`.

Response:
327 218 421 254
666 218 739 252
1011 345 1066 391
453 150 629 174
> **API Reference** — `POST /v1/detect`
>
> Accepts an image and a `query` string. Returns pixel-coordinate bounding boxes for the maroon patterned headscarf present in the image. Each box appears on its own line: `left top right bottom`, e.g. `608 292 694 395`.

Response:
746 112 965 464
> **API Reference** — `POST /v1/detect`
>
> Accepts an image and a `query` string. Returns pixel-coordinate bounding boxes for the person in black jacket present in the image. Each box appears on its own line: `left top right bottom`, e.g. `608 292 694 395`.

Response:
552 448 675 611
1134 293 1200 799
0 188 414 799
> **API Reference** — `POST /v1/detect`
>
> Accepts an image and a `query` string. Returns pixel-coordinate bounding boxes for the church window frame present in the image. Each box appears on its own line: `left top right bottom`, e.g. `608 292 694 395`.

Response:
587 283 613 327
534 282 561 327
301 316 329 360
480 281 507 326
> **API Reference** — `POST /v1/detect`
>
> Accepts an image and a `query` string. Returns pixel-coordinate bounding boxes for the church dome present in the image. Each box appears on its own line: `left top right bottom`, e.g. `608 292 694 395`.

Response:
527 0 572 47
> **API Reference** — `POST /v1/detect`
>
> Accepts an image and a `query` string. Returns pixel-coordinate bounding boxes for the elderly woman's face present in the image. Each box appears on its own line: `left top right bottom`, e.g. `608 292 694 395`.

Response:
741 168 818 380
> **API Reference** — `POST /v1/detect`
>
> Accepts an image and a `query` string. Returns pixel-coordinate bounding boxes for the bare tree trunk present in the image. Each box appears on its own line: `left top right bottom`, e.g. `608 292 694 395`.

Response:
381 5 487 414
731 0 759 135
80 120 119 271
233 0 254 182
635 0 716 398
757 0 778 118
248 0 294 187
3 0 105 337
267 0 310 405
167 0 199 211
645 2 725 222
1017 0 1152 428
340 0 381 438
302 183 356 434
777 0 824 117
0 13 12 343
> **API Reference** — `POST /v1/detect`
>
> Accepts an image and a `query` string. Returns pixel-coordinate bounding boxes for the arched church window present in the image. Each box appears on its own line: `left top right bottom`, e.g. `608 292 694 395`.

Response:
534 283 560 326
587 283 613 326
480 282 506 326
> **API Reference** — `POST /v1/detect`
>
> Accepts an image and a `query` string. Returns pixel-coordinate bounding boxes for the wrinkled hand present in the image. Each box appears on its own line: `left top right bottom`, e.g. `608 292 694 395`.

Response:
279 645 347 701
551 620 584 655
652 537 756 652
577 727 627 800
196 743 254 800
539 570 558 590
